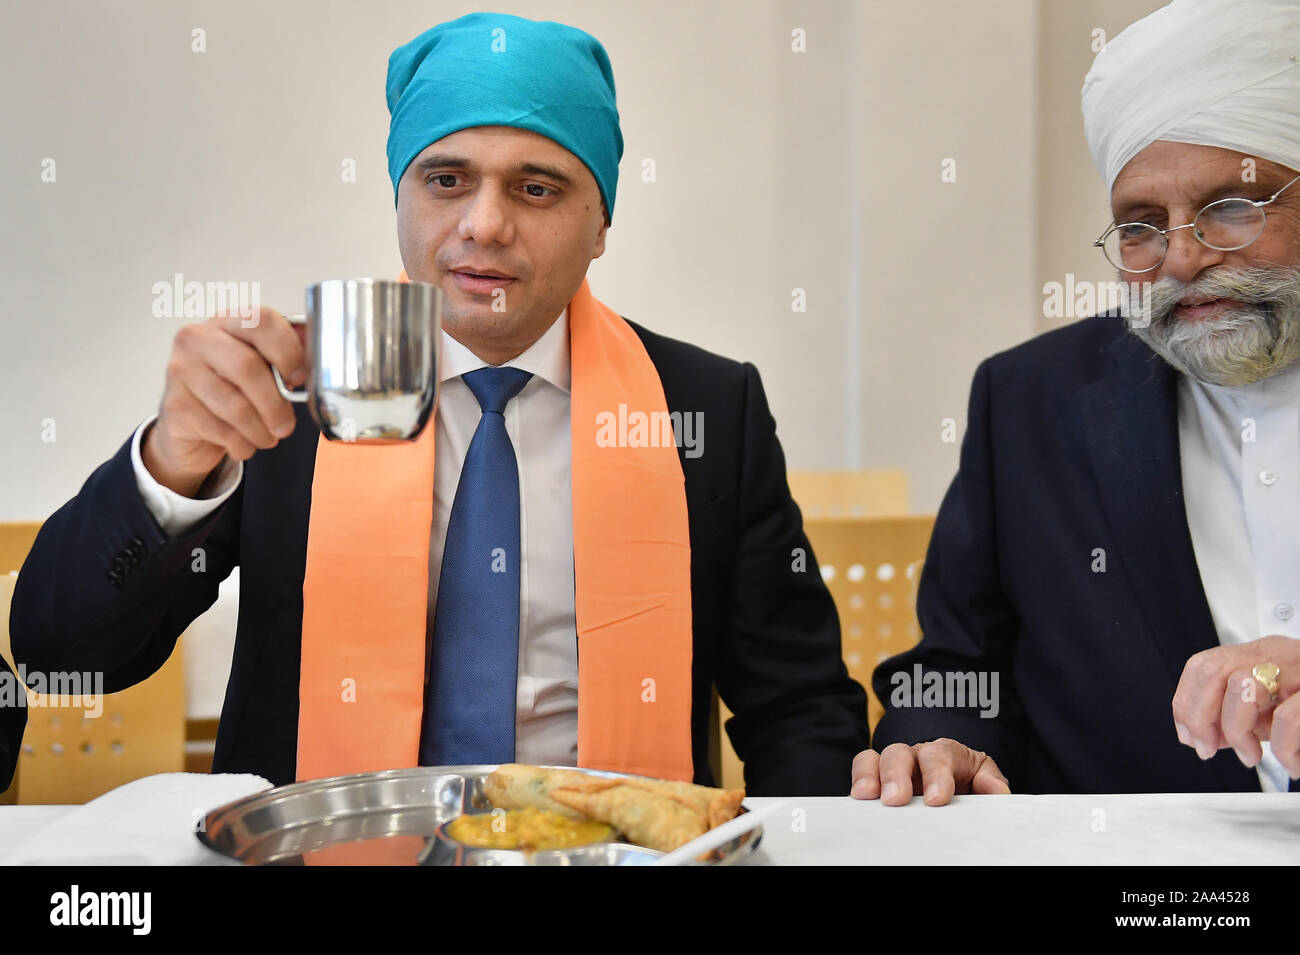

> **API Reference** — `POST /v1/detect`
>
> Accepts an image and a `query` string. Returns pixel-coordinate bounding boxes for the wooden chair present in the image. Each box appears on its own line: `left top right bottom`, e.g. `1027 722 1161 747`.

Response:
787 469 908 518
0 560 187 805
804 516 936 728
0 522 42 575
716 514 936 791
0 518 45 798
185 718 219 773
0 519 41 803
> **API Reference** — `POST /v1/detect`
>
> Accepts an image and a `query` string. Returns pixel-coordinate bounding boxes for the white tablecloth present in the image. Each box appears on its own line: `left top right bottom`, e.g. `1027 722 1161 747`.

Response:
0 806 70 860
2 773 270 865
743 791 1300 865
2 776 1295 865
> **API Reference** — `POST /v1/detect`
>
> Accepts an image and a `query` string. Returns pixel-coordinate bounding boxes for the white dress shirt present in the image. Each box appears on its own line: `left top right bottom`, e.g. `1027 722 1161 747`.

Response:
131 310 580 766
1179 358 1300 793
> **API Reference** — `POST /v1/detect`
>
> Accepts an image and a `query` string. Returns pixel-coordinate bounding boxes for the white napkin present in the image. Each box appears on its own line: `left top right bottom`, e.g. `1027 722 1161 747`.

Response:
3 772 271 865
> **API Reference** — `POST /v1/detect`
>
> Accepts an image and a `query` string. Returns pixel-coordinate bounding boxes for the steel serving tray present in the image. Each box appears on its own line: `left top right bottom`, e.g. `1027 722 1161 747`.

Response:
197 765 760 866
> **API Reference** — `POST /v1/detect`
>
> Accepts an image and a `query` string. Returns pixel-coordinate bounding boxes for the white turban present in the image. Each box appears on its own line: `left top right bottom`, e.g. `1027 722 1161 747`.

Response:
1081 0 1300 192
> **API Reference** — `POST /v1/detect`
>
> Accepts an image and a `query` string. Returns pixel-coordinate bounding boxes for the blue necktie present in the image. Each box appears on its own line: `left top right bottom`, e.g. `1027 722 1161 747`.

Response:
420 366 533 765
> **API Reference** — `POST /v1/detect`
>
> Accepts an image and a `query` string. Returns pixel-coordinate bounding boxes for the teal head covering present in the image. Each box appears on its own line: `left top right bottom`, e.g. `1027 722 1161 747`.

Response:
386 12 622 221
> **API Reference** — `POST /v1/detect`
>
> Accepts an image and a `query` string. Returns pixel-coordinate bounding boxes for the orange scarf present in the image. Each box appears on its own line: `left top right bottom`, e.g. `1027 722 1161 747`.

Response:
294 276 694 783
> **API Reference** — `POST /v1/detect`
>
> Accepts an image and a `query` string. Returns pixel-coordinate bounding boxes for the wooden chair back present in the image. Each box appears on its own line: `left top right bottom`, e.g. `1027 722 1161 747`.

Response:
716 514 935 791
787 470 908 518
0 522 42 575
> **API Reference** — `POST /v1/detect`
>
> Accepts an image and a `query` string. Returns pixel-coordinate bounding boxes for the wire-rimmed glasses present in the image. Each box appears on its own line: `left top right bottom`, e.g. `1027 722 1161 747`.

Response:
1094 172 1300 273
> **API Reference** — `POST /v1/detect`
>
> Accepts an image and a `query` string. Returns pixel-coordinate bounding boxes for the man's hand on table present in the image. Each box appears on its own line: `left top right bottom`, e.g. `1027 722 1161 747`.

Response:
1172 634 1300 777
848 738 1011 806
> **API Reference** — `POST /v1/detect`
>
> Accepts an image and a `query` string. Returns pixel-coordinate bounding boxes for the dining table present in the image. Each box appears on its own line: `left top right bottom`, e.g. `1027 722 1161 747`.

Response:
0 772 1295 865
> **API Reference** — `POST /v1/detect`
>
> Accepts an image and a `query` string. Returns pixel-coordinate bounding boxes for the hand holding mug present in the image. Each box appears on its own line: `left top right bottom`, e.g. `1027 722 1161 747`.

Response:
142 306 307 496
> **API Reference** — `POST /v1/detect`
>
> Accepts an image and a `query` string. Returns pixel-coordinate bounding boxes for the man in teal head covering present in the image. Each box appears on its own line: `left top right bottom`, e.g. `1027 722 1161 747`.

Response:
9 11 869 798
386 11 622 363
375 11 869 788
387 12 621 217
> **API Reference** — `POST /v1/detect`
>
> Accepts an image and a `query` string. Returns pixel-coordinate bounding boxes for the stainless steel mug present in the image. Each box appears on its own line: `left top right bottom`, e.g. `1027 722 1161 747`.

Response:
272 278 441 443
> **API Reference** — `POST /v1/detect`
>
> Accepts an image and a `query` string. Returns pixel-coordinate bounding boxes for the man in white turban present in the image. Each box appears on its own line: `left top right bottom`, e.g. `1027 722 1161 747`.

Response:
852 0 1300 805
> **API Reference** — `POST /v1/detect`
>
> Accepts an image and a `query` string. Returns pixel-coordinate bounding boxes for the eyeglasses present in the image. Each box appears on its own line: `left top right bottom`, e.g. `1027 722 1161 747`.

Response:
1094 172 1300 273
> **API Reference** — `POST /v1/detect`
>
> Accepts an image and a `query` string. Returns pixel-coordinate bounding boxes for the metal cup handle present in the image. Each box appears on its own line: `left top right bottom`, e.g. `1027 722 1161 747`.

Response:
272 313 310 403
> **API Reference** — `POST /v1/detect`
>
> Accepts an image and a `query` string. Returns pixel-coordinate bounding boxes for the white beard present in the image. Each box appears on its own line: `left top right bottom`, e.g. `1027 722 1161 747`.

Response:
1124 266 1300 386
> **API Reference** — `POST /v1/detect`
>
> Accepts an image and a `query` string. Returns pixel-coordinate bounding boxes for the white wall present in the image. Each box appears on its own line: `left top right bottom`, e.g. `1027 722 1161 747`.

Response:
854 0 1040 509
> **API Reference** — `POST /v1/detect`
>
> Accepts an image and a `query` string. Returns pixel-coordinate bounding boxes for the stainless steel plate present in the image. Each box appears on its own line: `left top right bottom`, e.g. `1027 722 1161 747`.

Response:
197 765 760 866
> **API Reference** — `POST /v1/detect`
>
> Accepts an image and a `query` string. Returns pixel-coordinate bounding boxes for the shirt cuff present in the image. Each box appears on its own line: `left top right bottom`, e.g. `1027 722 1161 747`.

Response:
131 413 243 537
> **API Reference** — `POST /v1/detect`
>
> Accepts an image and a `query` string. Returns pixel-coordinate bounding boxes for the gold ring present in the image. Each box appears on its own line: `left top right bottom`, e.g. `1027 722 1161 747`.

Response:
1253 661 1281 701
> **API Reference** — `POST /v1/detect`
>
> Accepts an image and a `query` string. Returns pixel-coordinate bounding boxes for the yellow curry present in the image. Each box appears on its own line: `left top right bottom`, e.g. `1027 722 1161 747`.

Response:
447 807 615 851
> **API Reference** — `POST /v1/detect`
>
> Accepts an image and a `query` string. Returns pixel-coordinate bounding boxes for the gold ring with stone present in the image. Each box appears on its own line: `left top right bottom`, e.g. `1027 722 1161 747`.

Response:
1253 662 1281 702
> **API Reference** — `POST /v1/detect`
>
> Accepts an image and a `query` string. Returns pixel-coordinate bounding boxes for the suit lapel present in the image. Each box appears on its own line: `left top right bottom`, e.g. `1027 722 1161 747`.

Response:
1077 333 1222 681
1078 333 1260 790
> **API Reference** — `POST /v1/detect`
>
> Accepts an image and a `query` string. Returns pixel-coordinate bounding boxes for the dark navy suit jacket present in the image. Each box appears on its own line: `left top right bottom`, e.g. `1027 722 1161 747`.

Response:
872 313 1286 793
10 320 868 795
